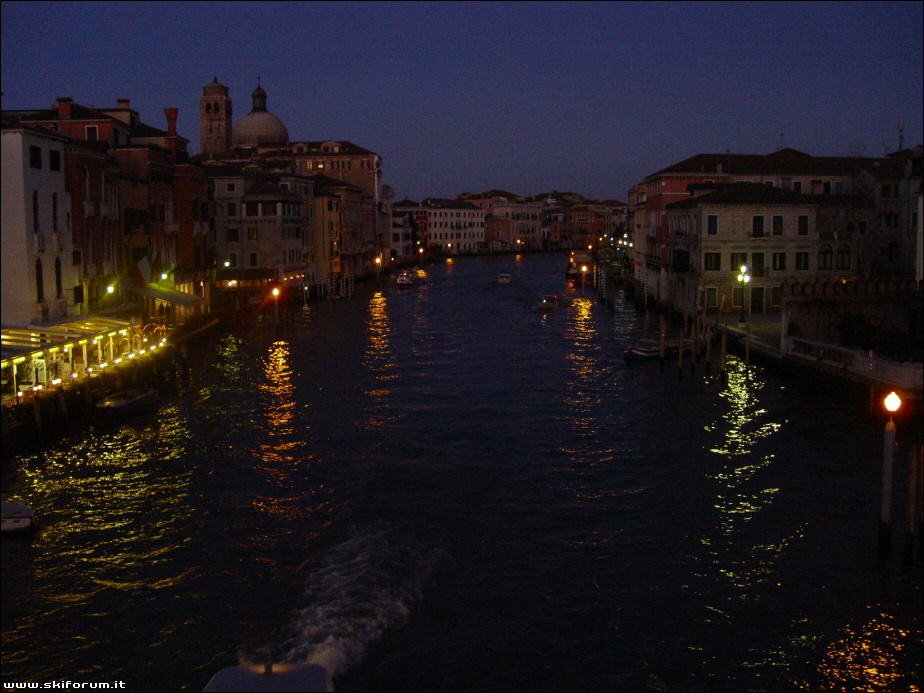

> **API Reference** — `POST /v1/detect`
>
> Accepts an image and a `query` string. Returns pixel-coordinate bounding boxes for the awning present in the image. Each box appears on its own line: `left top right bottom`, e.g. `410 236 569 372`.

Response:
130 284 203 307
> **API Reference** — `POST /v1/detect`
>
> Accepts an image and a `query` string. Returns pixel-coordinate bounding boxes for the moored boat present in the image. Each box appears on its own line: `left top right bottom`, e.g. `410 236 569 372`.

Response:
95 387 161 414
2 500 35 534
395 270 414 287
624 338 692 362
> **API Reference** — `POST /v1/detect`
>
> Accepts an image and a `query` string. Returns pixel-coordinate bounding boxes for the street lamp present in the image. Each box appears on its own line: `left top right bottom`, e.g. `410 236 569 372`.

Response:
272 287 280 329
737 265 751 325
581 264 588 293
375 256 381 284
878 391 901 556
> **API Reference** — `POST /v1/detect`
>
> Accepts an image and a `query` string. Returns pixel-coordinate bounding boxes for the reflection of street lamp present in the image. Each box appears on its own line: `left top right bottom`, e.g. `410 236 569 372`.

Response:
878 391 901 557
272 287 280 328
737 265 751 325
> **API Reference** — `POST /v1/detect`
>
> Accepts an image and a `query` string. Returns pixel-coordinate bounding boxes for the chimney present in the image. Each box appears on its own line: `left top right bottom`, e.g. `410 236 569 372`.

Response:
164 108 178 135
117 98 131 110
56 97 73 120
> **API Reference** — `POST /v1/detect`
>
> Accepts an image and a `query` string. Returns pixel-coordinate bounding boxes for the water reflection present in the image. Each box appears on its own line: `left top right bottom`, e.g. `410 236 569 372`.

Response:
361 291 397 430
798 612 922 691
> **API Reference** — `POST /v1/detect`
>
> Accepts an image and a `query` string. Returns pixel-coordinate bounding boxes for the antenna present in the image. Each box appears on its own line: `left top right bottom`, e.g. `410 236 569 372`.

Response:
899 116 905 151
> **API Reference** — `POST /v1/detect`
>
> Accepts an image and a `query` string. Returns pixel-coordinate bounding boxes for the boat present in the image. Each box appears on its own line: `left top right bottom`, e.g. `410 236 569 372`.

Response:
498 272 512 284
395 270 414 287
624 338 692 362
95 387 161 414
536 294 559 312
204 662 333 692
2 500 35 534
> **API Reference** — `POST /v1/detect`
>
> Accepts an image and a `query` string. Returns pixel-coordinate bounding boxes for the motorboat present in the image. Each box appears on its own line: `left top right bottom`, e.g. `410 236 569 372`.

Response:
204 662 333 692
498 272 512 284
624 338 692 362
395 270 414 287
2 500 35 534
95 387 161 414
536 294 559 312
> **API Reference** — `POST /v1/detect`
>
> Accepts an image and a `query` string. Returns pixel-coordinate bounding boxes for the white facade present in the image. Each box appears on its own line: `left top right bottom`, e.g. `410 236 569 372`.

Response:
2 123 77 326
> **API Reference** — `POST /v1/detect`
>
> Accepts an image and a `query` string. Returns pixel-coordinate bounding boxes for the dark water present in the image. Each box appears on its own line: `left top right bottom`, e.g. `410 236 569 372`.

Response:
2 252 922 692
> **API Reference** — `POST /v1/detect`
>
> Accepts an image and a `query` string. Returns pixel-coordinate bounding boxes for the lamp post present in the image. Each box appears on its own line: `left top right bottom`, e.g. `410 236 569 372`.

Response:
272 287 280 331
375 256 381 285
737 265 750 326
878 391 901 557
581 265 588 293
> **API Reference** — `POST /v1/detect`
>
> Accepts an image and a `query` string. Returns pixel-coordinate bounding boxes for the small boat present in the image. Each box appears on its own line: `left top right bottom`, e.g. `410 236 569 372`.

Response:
498 273 512 284
204 662 333 692
395 270 414 287
2 500 35 534
624 338 692 362
95 387 161 414
536 294 559 312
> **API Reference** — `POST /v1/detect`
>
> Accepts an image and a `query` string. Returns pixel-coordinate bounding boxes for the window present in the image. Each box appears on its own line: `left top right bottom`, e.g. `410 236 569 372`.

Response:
228 252 238 268
36 259 45 303
29 145 42 169
819 245 833 270
836 244 851 270
249 252 258 267
771 286 781 307
226 228 239 243
772 216 783 235
55 257 63 298
751 253 765 277
798 215 809 235
704 252 721 271
226 182 236 192
707 215 718 235
823 181 831 195
247 228 258 241
705 287 718 308
796 252 809 270
227 203 237 217
731 252 747 271
245 202 259 217
772 252 786 271
50 150 61 171
86 125 98 141
752 216 765 237
261 201 275 216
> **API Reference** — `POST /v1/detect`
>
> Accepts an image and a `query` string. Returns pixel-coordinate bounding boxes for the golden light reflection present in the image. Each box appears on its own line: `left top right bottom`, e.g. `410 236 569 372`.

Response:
361 291 397 430
794 612 921 691
261 340 295 432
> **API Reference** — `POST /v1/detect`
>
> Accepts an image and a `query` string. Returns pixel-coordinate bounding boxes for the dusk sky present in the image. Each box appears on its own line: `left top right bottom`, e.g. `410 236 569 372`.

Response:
2 1 921 202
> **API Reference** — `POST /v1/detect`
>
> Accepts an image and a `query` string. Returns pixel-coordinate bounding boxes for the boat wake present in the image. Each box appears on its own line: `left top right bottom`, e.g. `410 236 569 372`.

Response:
282 527 442 678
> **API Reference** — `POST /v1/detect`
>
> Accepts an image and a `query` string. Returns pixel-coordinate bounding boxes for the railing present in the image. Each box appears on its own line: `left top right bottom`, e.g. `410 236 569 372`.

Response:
787 337 923 391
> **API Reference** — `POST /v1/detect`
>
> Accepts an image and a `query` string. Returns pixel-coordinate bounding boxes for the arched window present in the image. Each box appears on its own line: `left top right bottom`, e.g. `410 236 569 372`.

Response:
36 258 45 303
33 191 40 232
55 257 63 298
836 244 852 270
205 103 212 114
818 244 833 270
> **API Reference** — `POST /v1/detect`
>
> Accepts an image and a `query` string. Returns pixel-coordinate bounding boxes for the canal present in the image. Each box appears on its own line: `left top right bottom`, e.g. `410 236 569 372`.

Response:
2 251 921 691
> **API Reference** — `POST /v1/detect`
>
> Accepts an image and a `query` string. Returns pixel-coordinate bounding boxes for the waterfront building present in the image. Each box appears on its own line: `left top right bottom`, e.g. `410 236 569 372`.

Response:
627 146 921 307
1 117 78 325
197 80 386 280
395 198 485 255
490 201 544 252
665 182 834 318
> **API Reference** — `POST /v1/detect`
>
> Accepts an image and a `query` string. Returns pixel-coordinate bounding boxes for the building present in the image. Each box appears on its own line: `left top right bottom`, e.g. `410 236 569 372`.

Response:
1 117 78 325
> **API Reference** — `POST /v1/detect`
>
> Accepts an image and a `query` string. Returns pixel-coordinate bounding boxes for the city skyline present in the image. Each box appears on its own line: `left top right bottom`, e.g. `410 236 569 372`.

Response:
2 1 922 202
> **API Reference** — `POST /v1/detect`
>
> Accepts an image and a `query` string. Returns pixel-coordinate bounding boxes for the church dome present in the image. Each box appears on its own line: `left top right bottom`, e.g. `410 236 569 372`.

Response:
231 83 289 148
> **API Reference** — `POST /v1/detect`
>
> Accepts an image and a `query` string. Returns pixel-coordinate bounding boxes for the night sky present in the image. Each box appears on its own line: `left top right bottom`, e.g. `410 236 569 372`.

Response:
2 1 921 202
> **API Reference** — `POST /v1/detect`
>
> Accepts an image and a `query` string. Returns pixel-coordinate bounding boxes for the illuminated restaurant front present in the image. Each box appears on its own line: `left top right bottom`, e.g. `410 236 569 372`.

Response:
1 317 168 405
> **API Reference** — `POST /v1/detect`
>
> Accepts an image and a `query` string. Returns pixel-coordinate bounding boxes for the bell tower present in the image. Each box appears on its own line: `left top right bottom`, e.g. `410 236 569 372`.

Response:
199 77 232 158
